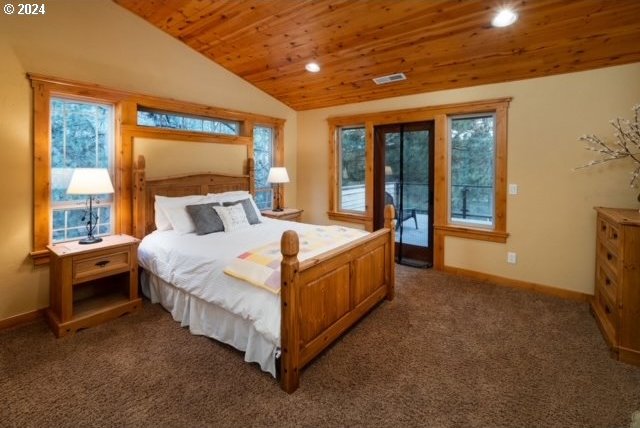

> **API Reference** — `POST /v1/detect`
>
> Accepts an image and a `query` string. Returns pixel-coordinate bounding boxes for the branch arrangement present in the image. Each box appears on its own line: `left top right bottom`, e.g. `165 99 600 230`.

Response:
575 104 640 188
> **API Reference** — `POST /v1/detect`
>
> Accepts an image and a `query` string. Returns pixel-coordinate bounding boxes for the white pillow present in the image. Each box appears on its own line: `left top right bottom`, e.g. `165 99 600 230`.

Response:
163 205 196 234
208 190 250 199
214 204 250 232
155 195 206 231
208 191 263 219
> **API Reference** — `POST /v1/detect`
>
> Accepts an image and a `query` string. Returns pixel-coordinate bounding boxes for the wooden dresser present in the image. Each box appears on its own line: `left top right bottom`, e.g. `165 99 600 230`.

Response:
592 207 640 366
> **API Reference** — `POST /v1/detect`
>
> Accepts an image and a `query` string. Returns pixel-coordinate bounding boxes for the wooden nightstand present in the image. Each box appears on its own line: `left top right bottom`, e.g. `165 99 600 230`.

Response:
45 234 142 337
261 208 303 222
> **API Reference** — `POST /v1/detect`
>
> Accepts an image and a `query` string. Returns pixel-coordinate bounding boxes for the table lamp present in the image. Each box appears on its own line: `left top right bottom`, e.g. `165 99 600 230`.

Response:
267 167 289 212
66 168 115 244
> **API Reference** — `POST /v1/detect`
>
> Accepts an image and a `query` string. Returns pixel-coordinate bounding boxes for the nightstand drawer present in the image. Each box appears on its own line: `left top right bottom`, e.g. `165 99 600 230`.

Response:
73 250 131 283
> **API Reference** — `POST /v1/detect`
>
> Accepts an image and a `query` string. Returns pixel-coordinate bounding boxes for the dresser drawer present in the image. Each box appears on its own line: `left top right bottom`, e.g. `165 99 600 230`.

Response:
598 217 621 252
73 250 131 283
594 285 619 335
596 262 618 304
597 242 620 277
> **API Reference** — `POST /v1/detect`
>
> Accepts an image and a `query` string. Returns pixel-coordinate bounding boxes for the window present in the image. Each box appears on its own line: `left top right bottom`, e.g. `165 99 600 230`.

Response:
137 108 239 136
328 98 510 268
31 74 285 265
253 125 275 209
338 126 366 213
51 98 115 243
449 114 496 228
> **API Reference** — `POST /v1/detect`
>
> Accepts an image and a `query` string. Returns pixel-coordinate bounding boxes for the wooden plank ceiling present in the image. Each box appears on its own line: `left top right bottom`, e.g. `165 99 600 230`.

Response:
114 0 640 111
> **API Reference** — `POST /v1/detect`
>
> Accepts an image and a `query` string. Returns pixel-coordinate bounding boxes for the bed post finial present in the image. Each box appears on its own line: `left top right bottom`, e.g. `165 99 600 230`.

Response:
280 230 300 393
384 204 396 301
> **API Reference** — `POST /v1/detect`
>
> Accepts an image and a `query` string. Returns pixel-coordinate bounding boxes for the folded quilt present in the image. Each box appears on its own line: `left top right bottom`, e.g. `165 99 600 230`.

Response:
224 225 368 294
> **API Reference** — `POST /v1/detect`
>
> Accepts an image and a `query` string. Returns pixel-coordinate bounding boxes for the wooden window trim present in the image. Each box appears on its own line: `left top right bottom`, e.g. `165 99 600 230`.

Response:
328 97 511 264
29 74 285 265
252 122 284 209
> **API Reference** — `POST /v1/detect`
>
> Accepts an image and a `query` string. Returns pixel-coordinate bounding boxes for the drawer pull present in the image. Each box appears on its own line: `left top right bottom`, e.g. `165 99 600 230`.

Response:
605 277 611 286
95 260 110 268
607 252 613 261
604 304 611 315
612 232 618 240
601 223 607 232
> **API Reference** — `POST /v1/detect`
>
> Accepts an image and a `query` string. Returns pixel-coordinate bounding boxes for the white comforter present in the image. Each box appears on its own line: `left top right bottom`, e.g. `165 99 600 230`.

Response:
138 217 347 346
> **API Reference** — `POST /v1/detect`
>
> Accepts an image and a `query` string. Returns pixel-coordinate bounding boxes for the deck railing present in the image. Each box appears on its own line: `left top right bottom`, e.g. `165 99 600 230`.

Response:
340 182 493 223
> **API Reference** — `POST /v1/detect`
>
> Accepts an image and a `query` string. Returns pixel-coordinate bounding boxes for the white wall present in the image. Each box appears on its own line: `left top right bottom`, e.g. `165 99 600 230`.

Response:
297 63 640 294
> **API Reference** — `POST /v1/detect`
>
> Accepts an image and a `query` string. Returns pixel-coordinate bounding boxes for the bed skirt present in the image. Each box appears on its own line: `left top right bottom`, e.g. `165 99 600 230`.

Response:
140 270 278 377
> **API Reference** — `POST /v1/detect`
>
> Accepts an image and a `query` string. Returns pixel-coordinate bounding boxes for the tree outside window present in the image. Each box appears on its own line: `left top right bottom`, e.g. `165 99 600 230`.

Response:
51 98 114 242
449 114 495 227
254 125 274 209
339 126 366 213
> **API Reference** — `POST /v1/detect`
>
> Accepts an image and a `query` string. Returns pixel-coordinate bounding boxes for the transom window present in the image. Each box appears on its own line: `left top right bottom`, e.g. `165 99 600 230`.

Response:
137 107 240 136
50 97 114 243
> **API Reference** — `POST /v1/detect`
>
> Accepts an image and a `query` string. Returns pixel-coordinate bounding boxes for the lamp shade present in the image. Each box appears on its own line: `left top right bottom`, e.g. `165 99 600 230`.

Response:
266 167 290 184
66 168 115 195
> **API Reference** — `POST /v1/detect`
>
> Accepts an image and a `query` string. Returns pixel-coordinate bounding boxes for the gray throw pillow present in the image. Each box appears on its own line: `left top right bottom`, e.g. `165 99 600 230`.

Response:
185 202 224 235
223 198 261 225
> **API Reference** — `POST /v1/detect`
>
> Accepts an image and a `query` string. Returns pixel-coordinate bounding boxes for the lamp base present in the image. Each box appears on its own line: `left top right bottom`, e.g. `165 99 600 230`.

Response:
78 236 103 245
272 208 284 212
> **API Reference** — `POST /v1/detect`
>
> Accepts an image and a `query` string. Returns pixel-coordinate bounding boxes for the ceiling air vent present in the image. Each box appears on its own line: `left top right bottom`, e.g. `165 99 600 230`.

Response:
372 72 407 85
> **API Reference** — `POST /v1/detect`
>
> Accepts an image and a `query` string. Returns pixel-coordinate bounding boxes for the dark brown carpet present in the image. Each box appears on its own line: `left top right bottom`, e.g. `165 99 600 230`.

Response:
1 266 639 427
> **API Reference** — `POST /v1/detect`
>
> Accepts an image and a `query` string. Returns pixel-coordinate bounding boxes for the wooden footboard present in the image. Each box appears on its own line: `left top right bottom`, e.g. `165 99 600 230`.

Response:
279 205 395 393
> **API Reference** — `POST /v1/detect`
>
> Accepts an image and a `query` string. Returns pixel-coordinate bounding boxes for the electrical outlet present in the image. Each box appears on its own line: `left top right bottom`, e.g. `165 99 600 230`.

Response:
509 184 518 195
507 252 517 264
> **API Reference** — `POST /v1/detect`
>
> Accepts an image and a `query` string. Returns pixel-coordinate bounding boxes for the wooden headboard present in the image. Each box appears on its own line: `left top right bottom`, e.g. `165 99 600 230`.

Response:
132 155 254 238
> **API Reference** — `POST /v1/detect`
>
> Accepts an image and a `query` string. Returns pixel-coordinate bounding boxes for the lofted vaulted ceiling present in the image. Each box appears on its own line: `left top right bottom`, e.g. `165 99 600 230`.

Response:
114 0 640 111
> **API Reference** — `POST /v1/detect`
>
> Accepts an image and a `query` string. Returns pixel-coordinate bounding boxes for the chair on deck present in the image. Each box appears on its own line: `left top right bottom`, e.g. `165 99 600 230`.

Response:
385 192 418 230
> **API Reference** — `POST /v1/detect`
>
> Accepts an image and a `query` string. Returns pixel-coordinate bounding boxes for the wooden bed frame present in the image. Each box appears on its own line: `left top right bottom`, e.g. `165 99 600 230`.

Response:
132 155 395 393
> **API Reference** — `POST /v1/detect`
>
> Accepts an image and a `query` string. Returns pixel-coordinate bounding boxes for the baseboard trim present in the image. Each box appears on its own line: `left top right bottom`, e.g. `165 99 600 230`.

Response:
442 266 591 302
0 309 45 331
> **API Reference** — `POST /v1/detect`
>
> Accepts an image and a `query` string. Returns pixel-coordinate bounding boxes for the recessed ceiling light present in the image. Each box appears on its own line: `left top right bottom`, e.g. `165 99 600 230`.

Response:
491 8 518 27
305 62 320 73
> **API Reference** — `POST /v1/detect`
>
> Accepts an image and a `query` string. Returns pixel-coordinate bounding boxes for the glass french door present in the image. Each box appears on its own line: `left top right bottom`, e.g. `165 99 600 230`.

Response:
374 121 434 267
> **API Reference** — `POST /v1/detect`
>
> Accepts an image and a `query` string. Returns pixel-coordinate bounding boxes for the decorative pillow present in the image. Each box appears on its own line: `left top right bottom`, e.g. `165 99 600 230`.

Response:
214 204 250 232
155 195 205 231
223 198 261 225
185 202 223 235
208 191 263 220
